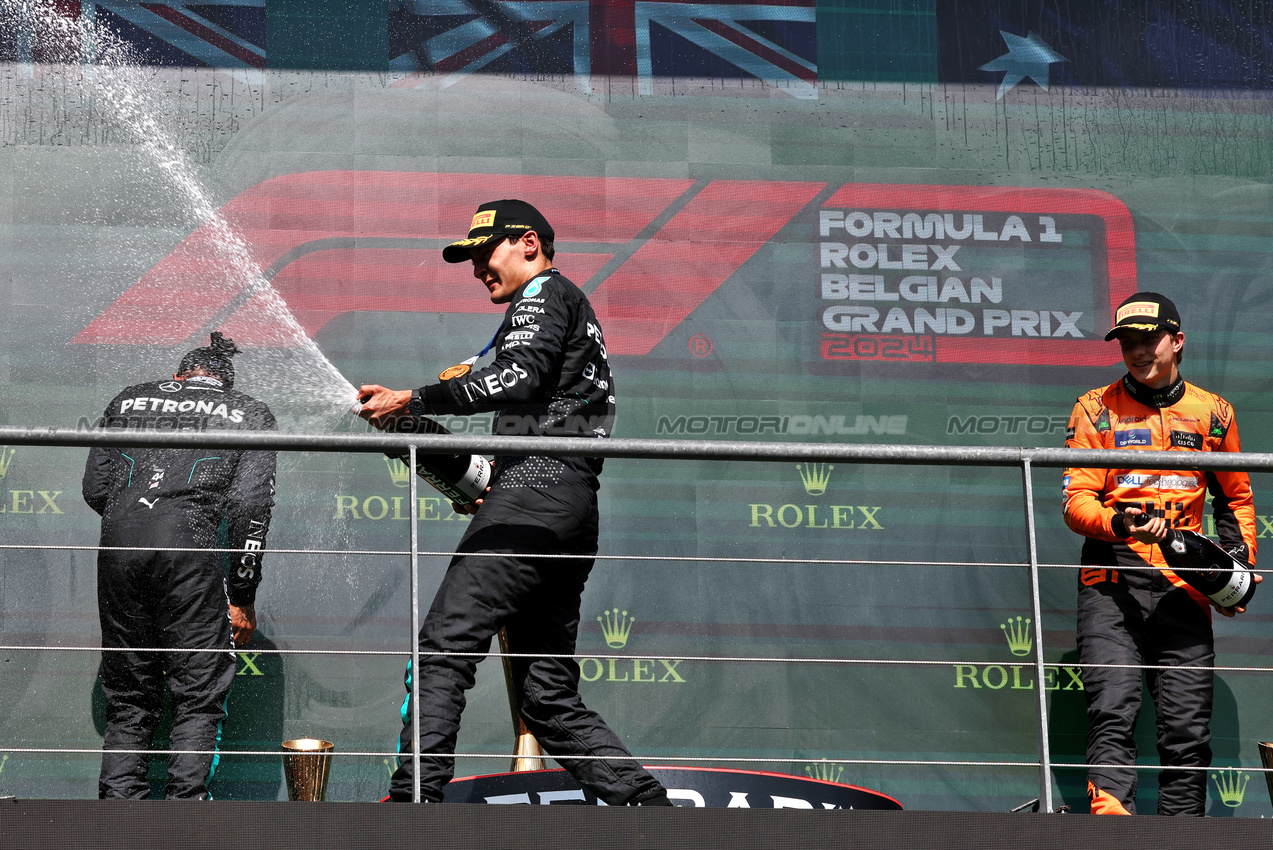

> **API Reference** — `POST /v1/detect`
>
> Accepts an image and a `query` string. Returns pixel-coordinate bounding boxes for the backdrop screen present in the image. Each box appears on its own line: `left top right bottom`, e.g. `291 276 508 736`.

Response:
1 0 1272 815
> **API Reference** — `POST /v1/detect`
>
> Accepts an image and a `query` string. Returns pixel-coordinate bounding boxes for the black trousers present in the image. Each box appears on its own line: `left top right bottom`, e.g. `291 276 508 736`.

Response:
390 483 665 805
96 529 236 800
1076 569 1213 815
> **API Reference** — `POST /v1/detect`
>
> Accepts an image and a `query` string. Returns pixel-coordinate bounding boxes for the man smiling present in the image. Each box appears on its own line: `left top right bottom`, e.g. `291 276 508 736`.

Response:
357 199 670 807
1061 292 1258 815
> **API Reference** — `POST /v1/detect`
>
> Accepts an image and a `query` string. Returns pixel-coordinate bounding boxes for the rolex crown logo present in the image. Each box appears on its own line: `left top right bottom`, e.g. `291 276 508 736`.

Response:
804 759 843 784
1000 616 1032 657
1211 769 1249 808
796 462 833 496
383 456 411 488
598 608 635 649
0 446 15 481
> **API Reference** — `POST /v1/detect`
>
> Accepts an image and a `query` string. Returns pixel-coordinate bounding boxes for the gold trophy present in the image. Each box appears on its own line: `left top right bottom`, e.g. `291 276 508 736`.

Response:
282 738 334 801
1259 741 1273 806
498 628 545 771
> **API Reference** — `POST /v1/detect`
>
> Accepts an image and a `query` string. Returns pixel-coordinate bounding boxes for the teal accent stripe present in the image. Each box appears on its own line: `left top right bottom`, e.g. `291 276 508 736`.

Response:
120 452 135 486
188 456 222 484
395 659 412 766
205 684 231 799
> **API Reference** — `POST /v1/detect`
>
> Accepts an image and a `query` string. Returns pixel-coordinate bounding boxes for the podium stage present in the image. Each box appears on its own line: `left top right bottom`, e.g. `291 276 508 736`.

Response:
3 799 1273 849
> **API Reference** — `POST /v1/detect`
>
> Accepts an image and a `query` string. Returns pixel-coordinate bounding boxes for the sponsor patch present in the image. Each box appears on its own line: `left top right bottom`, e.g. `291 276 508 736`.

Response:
1170 430 1203 450
1113 429 1151 447
1115 301 1160 322
470 210 496 230
1114 473 1200 489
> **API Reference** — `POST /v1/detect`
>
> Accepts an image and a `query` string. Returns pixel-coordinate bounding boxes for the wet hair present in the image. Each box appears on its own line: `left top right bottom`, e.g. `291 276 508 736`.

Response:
178 331 240 388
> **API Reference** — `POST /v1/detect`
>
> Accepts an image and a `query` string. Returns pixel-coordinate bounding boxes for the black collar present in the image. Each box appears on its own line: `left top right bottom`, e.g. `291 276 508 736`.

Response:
1122 373 1185 408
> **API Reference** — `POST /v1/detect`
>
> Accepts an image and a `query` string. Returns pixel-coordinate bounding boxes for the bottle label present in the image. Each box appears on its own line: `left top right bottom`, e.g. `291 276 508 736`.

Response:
1209 568 1251 609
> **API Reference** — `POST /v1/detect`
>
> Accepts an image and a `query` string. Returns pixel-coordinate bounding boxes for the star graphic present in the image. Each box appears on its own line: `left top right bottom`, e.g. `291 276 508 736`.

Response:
979 30 1067 100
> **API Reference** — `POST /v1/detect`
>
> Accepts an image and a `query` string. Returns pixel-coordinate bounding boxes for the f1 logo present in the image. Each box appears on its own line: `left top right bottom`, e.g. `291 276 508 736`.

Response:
73 172 824 357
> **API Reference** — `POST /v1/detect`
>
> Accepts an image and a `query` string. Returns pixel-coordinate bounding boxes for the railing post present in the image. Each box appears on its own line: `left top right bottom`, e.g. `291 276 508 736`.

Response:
1021 458 1053 812
408 445 422 803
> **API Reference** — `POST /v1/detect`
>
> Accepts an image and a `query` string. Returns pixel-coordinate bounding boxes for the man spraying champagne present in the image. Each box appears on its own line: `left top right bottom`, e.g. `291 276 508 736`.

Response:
357 199 670 806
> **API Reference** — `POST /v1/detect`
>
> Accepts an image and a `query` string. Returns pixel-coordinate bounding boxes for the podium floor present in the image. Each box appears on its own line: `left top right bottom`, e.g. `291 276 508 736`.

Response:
3 800 1273 849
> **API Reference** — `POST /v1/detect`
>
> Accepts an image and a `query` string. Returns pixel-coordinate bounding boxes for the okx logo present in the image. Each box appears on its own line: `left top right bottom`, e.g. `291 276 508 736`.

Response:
581 607 685 685
953 613 1082 692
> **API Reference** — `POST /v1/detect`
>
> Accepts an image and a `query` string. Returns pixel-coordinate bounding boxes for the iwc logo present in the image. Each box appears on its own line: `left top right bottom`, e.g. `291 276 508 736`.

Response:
581 607 685 685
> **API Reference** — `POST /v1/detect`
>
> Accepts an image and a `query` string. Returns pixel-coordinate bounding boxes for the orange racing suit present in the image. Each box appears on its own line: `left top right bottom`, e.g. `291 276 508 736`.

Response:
1062 374 1257 815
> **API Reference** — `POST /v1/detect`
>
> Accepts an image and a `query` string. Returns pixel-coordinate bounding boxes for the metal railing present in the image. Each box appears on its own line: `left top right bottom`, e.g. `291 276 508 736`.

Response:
3 424 1273 810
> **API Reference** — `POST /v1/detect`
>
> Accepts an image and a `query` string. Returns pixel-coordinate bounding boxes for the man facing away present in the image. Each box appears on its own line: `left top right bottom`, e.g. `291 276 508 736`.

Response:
1062 292 1258 815
83 332 276 799
357 199 670 806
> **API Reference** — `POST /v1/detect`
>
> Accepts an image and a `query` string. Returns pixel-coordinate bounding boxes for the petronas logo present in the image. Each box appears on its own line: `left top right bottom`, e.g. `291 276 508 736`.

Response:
804 760 843 784
598 608 635 649
1211 769 1249 808
0 447 15 480
1000 616 1032 656
796 462 833 496
383 456 411 488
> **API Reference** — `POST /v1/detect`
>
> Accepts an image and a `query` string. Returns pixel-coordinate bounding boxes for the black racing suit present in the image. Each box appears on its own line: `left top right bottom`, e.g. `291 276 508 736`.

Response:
82 375 276 799
388 268 666 805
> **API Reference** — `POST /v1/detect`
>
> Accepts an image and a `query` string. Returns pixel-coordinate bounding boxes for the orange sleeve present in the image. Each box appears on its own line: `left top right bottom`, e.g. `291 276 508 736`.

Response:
1061 393 1123 542
1210 403 1258 564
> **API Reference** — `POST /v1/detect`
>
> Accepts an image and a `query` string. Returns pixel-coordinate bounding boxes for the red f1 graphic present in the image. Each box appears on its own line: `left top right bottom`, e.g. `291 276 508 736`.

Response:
72 172 824 356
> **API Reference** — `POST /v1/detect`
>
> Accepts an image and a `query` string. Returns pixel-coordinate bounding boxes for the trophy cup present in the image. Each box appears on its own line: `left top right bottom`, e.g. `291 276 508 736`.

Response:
498 628 545 771
282 738 334 801
1259 742 1273 807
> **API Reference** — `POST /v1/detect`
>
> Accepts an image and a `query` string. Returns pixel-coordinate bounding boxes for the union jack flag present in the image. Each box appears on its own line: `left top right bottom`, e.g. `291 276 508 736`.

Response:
8 0 815 92
6 0 265 68
390 0 817 94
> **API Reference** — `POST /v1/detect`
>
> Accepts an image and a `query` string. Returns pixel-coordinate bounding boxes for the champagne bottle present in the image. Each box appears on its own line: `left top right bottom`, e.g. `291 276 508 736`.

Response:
386 415 491 508
1131 514 1256 610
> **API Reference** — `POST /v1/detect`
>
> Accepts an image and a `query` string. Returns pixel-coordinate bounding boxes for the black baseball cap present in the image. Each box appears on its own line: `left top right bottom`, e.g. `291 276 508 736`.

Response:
1104 292 1182 341
442 199 555 263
